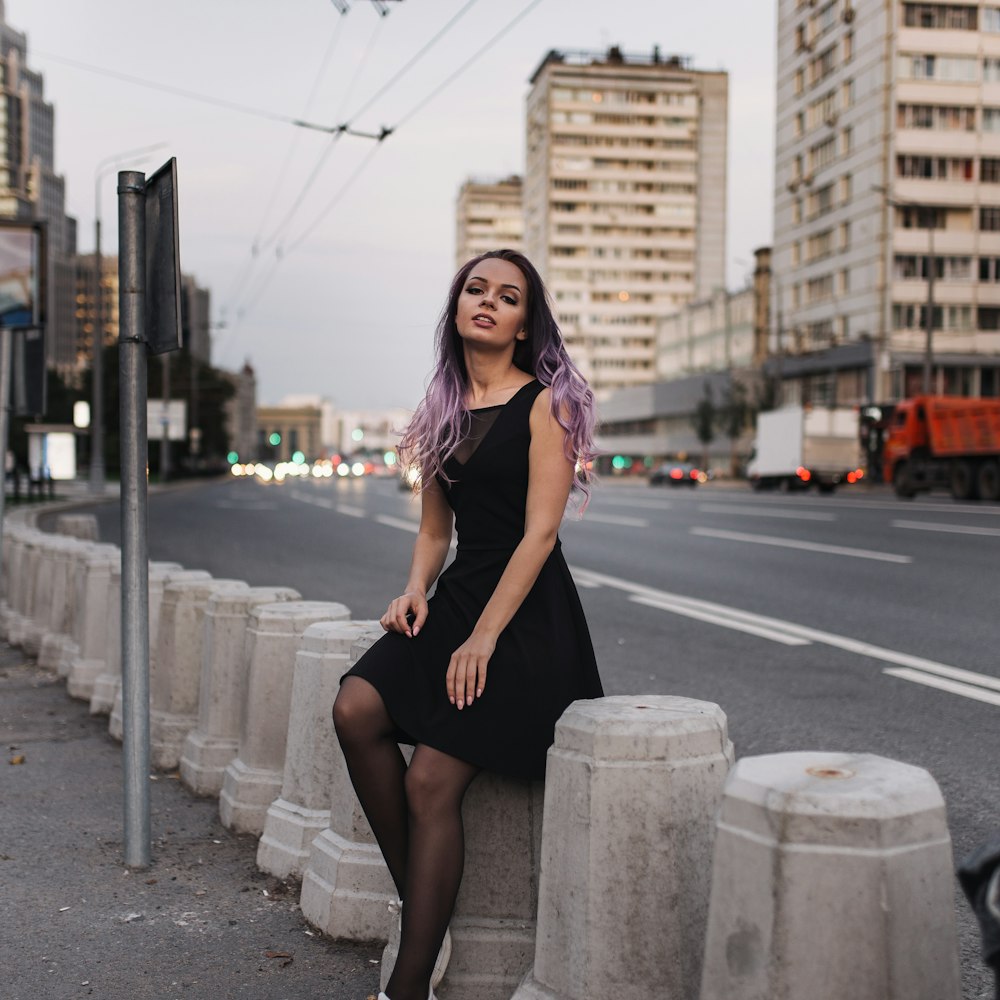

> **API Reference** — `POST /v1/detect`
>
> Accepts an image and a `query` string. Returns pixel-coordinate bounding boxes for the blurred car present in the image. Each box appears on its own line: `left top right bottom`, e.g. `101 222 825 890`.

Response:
649 461 702 486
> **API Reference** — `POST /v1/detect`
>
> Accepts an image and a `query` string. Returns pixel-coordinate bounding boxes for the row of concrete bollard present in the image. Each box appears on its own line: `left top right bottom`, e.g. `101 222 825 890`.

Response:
0 514 963 999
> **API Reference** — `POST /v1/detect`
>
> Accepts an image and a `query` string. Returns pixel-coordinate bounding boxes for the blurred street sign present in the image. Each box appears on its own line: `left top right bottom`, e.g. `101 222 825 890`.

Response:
12 326 45 416
0 220 47 415
144 158 182 355
147 398 186 440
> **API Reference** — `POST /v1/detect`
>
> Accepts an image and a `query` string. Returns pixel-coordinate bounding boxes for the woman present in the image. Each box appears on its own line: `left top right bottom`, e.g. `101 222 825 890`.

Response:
333 249 603 1000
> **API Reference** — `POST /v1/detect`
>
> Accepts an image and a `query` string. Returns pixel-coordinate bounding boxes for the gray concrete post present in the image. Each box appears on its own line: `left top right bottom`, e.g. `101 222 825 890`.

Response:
258 620 378 880
299 627 394 941
149 577 248 770
179 585 301 796
109 569 210 741
219 600 350 836
513 696 734 1000
699 751 961 1000
37 536 90 670
67 545 121 699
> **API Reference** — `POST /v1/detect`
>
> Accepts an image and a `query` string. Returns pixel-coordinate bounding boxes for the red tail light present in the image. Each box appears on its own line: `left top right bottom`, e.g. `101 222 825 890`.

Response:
670 469 683 479
796 467 811 482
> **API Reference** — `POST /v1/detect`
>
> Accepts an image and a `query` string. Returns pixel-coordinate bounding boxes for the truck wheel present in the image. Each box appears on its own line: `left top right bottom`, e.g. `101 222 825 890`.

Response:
893 462 916 499
950 460 979 501
977 460 1000 502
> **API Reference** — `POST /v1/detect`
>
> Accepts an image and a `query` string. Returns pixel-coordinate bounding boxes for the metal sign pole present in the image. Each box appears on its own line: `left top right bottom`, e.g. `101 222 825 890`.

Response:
118 170 151 869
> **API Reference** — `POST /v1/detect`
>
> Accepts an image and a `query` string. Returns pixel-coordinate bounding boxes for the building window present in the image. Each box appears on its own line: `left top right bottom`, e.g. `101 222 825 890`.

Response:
898 205 946 229
898 54 978 81
986 58 1000 82
895 255 971 280
980 207 1000 231
985 8 1000 32
983 159 1000 183
902 4 977 29
897 155 973 180
898 104 975 131
979 308 1000 330
980 257 1000 282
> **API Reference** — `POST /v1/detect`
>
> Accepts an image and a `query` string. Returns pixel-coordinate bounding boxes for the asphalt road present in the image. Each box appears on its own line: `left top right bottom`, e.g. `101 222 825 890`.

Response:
46 474 1000 997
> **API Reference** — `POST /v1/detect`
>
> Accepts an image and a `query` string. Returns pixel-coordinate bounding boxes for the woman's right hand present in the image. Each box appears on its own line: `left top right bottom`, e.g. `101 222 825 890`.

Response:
381 590 428 638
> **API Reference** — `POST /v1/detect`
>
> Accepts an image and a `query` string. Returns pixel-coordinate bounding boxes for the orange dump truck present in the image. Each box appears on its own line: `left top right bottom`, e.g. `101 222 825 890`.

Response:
883 396 1000 501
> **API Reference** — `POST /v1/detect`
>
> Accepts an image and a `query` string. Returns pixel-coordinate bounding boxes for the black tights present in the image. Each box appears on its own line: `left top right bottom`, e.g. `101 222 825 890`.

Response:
333 676 479 1000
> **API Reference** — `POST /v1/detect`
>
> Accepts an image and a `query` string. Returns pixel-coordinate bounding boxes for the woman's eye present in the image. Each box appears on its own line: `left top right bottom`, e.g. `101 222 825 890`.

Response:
466 285 482 295
502 296 517 305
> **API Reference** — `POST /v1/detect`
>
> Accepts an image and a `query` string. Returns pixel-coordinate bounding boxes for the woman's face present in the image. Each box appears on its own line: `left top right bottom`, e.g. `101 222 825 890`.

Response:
454 257 528 353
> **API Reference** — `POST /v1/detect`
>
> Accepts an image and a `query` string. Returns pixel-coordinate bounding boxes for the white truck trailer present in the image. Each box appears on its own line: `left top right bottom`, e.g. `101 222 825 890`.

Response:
747 405 862 493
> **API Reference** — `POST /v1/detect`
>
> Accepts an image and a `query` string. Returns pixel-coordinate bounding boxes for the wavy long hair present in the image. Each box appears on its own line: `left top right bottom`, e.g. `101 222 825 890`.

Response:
399 249 596 510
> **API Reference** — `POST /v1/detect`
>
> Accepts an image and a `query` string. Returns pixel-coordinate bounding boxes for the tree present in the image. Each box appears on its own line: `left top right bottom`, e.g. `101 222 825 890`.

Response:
719 378 752 477
690 381 716 472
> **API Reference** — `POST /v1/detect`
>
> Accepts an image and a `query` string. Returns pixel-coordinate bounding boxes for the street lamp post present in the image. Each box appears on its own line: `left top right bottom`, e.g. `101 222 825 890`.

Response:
90 143 167 494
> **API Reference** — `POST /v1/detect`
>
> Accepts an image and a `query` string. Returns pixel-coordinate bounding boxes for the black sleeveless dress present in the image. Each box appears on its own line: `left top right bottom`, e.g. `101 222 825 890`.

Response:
343 379 603 780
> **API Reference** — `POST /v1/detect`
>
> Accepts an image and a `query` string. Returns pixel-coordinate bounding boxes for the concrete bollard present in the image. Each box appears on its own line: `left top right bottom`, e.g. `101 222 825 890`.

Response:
54 513 99 541
38 537 93 671
258 620 379 880
0 524 31 634
5 529 44 646
513 696 734 1000
179 585 301 796
20 532 65 656
219 600 350 836
699 751 961 1000
149 577 248 770
109 569 211 741
66 545 121 699
299 627 394 941
380 775 546 1000
90 562 183 716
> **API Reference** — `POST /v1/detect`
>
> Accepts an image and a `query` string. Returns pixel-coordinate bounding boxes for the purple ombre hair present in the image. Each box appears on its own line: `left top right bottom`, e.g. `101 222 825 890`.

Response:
399 249 597 510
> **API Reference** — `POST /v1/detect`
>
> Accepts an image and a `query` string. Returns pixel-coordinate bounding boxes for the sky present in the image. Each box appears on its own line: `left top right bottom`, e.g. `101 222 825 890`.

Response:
11 0 777 410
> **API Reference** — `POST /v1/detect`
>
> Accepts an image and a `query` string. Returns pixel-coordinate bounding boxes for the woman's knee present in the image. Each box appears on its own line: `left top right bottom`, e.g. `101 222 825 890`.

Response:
332 677 385 743
404 748 477 818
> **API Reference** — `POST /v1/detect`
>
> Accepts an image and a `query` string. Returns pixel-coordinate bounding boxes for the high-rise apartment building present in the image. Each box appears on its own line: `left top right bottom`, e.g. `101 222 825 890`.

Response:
524 47 728 396
775 0 1000 405
0 1 77 370
75 253 118 368
455 175 524 269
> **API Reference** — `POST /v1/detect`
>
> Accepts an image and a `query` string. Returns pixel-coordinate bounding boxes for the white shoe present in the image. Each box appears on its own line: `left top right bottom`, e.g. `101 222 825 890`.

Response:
388 897 452 988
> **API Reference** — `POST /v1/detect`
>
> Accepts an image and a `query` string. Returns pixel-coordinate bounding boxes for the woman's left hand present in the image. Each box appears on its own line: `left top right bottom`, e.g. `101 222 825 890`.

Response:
446 632 496 710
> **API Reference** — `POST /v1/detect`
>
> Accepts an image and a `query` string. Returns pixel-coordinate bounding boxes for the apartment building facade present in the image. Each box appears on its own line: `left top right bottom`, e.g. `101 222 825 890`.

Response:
775 0 1000 406
0 1 77 370
454 175 524 269
524 47 728 397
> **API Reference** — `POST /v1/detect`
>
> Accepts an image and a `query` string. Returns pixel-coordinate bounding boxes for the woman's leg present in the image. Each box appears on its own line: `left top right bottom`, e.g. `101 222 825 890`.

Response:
332 676 409 895
387 744 480 1000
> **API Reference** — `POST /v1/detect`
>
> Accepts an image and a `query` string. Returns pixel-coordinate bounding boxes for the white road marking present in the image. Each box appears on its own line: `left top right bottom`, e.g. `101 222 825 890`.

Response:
570 564 999 705
883 668 1000 708
630 594 811 646
337 504 367 518
598 496 673 511
288 492 334 510
689 527 912 564
583 512 649 528
698 503 836 522
375 515 420 534
892 519 1000 538
213 500 278 510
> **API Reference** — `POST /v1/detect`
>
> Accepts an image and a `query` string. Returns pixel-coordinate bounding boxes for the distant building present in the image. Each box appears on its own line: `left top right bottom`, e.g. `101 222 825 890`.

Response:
223 362 258 462
455 175 524 269
0 1 78 369
524 46 728 396
332 407 412 459
74 253 118 368
74 255 212 368
256 402 322 463
774 0 1000 404
181 274 212 365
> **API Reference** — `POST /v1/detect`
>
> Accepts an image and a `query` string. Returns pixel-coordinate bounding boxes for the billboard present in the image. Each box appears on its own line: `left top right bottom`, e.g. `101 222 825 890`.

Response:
0 221 45 329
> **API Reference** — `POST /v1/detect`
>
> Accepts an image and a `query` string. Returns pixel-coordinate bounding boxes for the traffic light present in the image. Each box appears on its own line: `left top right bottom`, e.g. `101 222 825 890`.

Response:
227 451 239 464
268 432 281 447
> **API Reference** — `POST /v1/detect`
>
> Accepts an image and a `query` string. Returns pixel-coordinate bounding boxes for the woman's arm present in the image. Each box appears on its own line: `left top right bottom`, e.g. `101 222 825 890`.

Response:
446 387 575 709
381 476 454 638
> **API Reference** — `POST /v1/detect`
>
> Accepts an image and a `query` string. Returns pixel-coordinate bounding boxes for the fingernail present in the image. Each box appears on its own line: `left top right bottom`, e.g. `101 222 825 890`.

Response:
412 627 419 636
476 688 482 697
457 701 463 711
449 696 455 704
466 696 473 706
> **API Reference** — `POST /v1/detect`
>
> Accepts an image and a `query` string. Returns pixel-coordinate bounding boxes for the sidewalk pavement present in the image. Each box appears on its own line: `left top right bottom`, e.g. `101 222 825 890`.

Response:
0 641 382 1000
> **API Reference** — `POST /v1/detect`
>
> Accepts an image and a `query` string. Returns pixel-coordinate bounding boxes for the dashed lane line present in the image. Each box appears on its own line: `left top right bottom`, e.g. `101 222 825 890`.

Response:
689 527 912 564
581 512 649 528
374 514 420 534
570 565 1000 706
698 503 836 522
891 519 1000 538
883 668 1000 708
337 504 367 518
